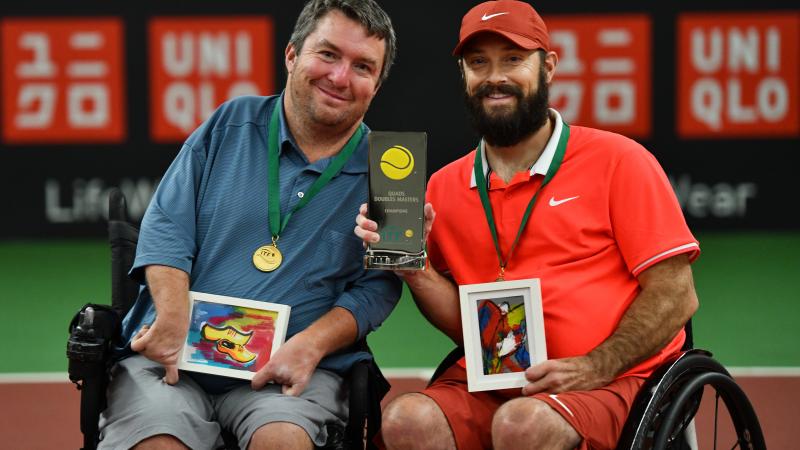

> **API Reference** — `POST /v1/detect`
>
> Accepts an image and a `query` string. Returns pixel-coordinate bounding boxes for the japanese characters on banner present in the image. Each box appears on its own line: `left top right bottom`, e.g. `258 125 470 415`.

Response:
678 13 799 137
545 15 651 138
1 18 126 143
149 17 274 142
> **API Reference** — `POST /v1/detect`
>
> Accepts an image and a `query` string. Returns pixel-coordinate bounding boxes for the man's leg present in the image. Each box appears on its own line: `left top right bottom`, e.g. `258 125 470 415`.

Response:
248 422 313 450
494 376 647 450
492 397 581 450
133 435 190 449
381 393 456 450
98 355 222 450
215 368 347 450
381 363 509 450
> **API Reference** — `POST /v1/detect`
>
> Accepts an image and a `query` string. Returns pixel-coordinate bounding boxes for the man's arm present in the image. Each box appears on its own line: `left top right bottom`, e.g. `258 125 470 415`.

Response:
401 265 463 344
130 265 190 385
252 306 357 395
522 253 698 395
355 202 463 343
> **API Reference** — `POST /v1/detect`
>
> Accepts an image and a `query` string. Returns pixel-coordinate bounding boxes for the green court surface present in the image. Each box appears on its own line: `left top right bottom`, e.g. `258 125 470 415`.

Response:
1 232 798 374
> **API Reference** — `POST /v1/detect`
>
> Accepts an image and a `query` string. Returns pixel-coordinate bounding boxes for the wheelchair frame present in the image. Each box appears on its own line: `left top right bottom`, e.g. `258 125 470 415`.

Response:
616 349 765 450
67 189 388 450
430 339 765 449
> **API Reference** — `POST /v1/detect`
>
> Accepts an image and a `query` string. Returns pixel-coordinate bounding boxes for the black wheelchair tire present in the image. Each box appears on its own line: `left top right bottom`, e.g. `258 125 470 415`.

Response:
617 350 764 450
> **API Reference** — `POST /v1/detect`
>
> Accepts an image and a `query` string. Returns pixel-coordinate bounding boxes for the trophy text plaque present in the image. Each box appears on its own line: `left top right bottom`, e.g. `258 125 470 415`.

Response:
365 131 427 270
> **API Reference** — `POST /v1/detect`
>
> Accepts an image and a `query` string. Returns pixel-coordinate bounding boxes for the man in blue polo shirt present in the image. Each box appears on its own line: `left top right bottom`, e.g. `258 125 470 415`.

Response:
98 1 401 449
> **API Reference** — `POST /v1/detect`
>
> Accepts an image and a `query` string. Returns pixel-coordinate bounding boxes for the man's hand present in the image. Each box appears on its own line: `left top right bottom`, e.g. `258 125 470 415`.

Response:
130 319 187 385
354 203 380 245
354 202 435 248
521 355 614 396
251 333 325 396
355 202 435 283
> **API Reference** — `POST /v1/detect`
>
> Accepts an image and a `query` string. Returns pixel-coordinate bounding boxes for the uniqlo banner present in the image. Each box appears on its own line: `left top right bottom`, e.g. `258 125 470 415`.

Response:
1 18 126 144
149 17 274 142
545 15 651 138
677 13 799 138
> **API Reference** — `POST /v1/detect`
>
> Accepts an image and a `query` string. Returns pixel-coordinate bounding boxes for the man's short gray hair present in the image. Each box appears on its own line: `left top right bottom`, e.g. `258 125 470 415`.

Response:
289 0 397 84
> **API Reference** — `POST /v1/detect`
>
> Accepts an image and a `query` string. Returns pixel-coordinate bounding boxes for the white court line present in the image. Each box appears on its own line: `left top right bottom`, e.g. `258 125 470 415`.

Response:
382 367 800 379
0 372 71 384
727 367 800 377
381 368 435 379
1 367 799 384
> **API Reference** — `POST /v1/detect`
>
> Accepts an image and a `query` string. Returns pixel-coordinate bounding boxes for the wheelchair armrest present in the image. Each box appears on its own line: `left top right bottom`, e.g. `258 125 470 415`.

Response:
343 358 391 450
428 347 464 386
66 303 121 450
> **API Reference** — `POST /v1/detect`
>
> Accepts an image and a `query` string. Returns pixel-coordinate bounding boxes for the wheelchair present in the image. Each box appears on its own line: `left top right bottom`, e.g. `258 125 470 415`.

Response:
67 188 389 450
430 328 765 449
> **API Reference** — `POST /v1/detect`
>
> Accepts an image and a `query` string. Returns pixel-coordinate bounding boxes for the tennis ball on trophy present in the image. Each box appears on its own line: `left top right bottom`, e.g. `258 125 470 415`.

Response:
380 145 414 180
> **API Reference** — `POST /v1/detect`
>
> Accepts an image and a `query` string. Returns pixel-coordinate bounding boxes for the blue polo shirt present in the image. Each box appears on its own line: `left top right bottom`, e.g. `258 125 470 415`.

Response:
120 94 401 392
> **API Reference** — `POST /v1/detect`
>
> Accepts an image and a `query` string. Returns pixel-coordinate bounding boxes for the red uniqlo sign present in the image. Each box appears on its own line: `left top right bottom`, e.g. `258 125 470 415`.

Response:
677 13 799 138
1 18 126 144
149 17 274 142
545 15 651 138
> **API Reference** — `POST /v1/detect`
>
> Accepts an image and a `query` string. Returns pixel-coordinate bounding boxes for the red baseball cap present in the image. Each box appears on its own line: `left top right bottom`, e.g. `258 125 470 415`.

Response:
453 0 550 56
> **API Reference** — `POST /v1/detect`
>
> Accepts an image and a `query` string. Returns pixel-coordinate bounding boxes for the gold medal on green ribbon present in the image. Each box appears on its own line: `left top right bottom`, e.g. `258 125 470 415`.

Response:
474 123 570 280
253 97 364 272
252 243 283 272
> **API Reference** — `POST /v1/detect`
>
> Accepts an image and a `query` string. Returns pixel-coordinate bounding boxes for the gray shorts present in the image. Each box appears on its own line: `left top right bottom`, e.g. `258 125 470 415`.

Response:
98 355 348 449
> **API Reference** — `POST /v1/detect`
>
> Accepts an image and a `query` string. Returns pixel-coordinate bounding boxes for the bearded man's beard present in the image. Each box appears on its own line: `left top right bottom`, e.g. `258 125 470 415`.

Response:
465 68 550 147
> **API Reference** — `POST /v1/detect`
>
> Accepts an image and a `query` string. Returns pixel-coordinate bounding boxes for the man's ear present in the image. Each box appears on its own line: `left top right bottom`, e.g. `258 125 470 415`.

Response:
543 51 558 84
285 43 297 74
457 59 471 93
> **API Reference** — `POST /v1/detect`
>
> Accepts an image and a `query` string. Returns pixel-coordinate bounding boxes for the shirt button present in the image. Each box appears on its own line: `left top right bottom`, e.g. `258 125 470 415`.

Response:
297 192 305 198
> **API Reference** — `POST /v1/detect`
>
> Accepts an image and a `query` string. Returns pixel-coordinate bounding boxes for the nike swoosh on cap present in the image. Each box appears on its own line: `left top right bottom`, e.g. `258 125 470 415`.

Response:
481 12 509 21
549 195 580 207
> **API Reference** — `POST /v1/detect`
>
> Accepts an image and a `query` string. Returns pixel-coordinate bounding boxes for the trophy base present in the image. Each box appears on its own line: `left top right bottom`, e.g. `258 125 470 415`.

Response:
364 250 426 270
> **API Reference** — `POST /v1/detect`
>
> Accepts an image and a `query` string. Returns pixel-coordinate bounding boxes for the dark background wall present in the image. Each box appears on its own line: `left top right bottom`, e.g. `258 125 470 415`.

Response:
0 0 798 238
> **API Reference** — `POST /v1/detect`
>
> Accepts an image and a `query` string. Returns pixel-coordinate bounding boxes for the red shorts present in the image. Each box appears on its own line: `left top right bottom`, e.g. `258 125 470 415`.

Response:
421 363 646 450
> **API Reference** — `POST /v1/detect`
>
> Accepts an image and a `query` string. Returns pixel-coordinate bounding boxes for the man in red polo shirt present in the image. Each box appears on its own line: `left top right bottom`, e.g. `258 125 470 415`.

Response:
356 1 699 449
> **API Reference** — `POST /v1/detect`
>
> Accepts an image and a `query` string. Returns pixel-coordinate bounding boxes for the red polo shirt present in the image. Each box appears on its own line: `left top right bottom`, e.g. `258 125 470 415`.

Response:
426 113 699 378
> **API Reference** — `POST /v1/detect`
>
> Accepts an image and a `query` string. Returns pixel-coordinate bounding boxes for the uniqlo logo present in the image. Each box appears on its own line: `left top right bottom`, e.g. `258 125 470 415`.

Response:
678 13 799 138
1 18 126 144
149 17 274 142
545 15 651 138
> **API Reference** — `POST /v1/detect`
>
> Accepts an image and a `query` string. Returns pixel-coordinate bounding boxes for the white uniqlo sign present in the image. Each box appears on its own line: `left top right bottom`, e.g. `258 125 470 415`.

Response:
678 13 799 137
545 15 651 138
149 17 274 142
1 18 126 143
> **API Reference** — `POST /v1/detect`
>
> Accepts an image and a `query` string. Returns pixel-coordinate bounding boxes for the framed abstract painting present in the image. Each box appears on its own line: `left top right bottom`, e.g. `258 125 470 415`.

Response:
178 291 290 380
459 279 546 392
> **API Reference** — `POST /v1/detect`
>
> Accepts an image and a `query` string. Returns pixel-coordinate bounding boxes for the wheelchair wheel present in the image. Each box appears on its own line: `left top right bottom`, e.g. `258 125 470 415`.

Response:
617 350 765 450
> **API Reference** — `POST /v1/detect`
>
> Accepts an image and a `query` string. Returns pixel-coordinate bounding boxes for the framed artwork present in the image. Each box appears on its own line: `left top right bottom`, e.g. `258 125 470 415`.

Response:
177 291 290 380
459 279 547 392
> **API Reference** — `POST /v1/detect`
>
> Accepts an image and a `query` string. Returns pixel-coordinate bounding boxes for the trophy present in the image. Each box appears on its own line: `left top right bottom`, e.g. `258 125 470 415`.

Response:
364 131 427 270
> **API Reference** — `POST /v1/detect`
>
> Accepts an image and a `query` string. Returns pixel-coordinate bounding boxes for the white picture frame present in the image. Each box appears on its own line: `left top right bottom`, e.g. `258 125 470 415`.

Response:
459 279 547 392
177 291 290 380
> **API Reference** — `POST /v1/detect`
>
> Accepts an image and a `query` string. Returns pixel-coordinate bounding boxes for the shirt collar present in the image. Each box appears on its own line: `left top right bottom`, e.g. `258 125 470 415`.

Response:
469 108 564 188
273 91 369 174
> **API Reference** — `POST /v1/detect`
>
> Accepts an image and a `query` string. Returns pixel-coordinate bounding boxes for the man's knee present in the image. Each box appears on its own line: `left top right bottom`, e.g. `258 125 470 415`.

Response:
492 397 581 450
382 393 455 449
248 422 312 450
132 434 189 450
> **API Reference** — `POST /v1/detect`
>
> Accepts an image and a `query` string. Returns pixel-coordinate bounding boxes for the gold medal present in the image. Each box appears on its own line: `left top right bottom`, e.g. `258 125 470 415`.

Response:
496 265 505 282
253 244 283 272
